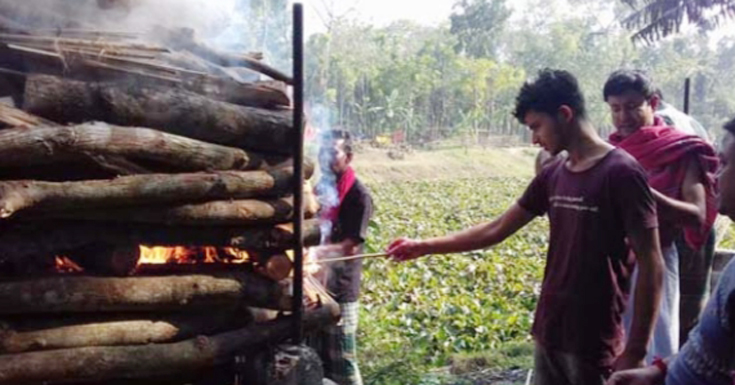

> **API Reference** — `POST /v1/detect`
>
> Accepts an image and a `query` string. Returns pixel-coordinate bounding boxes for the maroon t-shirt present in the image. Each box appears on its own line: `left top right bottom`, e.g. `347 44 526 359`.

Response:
518 149 658 367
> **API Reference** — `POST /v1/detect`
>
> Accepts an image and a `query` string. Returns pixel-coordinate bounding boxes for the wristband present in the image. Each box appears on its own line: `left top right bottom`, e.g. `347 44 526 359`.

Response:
652 356 667 378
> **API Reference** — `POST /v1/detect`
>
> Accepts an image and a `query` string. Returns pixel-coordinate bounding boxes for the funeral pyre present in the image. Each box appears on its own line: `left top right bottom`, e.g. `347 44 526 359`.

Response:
0 1 337 384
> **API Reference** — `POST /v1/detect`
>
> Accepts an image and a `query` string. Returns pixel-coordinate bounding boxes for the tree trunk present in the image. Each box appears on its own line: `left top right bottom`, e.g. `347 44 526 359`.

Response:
22 74 295 154
36 193 319 226
0 271 292 314
0 168 303 219
0 122 298 173
0 310 254 354
0 304 339 384
0 219 321 261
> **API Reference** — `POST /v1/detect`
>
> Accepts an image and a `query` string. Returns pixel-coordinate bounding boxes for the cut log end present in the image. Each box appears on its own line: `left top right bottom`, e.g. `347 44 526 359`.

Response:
64 243 141 276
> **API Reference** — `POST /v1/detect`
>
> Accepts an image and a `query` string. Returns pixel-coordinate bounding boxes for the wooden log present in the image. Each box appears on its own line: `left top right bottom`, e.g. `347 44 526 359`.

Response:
0 159 142 182
159 27 293 84
0 310 253 354
0 33 168 54
23 74 295 153
0 106 314 178
253 252 293 282
183 75 290 108
0 69 25 107
0 219 322 261
0 168 299 219
133 265 331 310
10 45 289 108
0 109 168 177
0 102 55 127
0 271 292 315
0 122 295 172
37 192 319 226
31 29 139 40
0 304 339 384
132 263 256 276
1 43 286 108
64 243 141 276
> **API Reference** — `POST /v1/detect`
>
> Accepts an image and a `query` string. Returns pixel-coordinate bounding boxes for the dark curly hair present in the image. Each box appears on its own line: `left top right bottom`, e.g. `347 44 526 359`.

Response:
603 69 656 101
513 69 587 124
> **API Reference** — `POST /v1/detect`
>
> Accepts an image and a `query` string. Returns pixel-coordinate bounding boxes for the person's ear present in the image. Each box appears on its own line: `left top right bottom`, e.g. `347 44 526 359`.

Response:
345 152 354 164
558 105 574 124
649 95 660 110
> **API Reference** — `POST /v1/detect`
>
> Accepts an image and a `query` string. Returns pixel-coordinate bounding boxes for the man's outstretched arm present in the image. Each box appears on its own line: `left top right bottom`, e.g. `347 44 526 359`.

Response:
387 203 536 261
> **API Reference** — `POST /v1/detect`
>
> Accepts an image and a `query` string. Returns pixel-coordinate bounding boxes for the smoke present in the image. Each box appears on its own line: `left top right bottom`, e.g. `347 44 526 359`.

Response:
0 0 293 67
98 0 240 40
308 103 340 244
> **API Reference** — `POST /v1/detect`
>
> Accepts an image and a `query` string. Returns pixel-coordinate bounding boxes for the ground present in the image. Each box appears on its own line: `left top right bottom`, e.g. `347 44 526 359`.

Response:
344 143 735 385
352 145 537 184
349 144 540 385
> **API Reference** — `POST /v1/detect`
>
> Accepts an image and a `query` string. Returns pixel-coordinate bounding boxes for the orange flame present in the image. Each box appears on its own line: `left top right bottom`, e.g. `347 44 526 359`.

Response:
54 256 83 273
137 246 249 265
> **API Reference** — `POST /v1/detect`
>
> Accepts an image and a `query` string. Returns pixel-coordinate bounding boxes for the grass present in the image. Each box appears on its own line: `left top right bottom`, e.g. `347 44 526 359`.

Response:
352 146 537 184
349 148 544 384
449 342 534 376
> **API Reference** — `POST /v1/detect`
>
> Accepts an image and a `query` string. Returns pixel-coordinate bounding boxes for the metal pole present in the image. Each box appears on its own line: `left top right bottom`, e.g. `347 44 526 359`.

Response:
291 2 305 344
683 77 691 114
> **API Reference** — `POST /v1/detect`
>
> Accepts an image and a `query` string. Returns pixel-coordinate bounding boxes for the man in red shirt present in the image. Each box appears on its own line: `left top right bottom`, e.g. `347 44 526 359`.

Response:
386 69 664 384
604 70 717 364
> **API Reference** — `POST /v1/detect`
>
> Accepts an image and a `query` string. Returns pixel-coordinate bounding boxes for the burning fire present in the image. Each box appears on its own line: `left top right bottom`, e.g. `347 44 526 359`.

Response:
54 256 84 273
54 245 251 272
53 245 320 283
138 246 249 265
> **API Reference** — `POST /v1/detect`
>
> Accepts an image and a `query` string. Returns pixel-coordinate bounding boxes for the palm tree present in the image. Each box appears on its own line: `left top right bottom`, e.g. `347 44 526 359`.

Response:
621 0 735 42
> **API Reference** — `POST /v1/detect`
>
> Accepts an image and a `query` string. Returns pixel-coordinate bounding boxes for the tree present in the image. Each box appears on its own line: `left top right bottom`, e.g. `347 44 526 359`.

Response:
449 0 512 58
620 0 735 42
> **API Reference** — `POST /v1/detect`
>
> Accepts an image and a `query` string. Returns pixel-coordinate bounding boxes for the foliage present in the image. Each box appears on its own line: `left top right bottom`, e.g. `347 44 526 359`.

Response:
449 341 534 375
303 0 735 145
359 178 547 384
449 0 512 59
620 0 735 43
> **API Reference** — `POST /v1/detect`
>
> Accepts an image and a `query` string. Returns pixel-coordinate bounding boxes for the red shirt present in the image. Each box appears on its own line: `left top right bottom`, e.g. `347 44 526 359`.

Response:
518 149 658 366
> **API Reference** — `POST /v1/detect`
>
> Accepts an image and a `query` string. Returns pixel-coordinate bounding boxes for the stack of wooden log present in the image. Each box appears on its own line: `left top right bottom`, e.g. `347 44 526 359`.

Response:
0 14 335 385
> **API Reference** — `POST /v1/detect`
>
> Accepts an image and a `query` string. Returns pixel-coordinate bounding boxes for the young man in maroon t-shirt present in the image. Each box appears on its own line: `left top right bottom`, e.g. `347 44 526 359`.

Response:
386 69 664 385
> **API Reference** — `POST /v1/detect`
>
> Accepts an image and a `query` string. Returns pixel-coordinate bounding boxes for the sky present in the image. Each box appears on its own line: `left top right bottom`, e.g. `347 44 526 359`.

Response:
298 0 734 41
301 0 459 34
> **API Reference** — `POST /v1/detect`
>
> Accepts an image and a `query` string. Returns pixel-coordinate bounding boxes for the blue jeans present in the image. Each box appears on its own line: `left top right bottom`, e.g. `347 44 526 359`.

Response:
623 244 679 363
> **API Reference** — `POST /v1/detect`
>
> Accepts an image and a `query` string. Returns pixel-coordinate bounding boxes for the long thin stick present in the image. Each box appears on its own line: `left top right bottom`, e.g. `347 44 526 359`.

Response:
311 252 388 264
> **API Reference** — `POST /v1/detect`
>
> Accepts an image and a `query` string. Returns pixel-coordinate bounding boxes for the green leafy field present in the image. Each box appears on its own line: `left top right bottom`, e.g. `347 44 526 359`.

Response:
358 177 549 384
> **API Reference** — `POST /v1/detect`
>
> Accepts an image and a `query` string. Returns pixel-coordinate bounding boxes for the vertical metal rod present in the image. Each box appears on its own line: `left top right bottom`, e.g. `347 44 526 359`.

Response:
291 2 305 344
683 77 691 114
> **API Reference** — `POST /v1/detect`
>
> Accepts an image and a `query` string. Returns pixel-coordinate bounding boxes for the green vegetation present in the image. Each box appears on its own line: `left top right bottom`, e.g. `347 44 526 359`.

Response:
352 146 538 184
302 0 735 145
358 176 548 384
